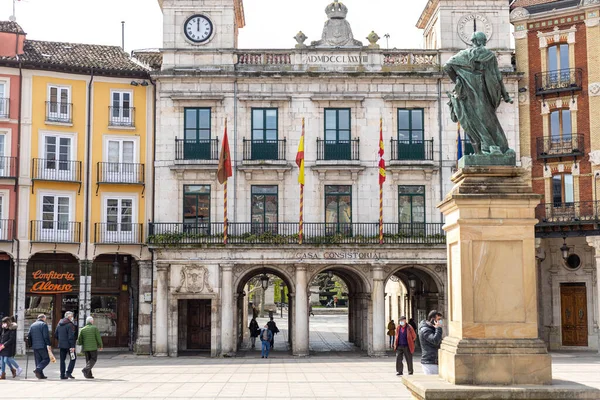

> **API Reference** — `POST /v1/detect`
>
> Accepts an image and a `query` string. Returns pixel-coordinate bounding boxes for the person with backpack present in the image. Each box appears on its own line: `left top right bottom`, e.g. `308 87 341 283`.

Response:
266 317 279 349
248 318 260 349
259 324 273 359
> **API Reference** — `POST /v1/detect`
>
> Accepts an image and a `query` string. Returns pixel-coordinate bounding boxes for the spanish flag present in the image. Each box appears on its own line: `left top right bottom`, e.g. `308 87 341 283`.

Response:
378 118 386 186
296 118 305 185
217 119 232 184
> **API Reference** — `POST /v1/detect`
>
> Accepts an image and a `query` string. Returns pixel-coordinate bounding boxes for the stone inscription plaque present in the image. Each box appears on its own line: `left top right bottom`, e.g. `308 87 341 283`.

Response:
294 251 387 260
301 54 368 65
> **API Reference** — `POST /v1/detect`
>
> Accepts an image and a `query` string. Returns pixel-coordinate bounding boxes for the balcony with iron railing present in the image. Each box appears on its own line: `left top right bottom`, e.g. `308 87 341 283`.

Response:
32 158 82 182
97 162 145 185
534 68 583 95
0 156 17 179
390 139 434 161
0 219 15 242
536 201 599 227
316 138 360 161
0 98 9 119
45 102 73 124
147 222 445 246
537 134 584 160
243 138 287 161
108 106 135 127
175 138 219 161
30 220 81 243
94 223 143 244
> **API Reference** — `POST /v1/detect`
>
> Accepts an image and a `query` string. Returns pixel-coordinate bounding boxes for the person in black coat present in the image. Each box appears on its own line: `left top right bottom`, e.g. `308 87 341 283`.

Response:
27 314 51 379
55 311 77 380
0 317 17 379
248 318 260 349
266 317 279 349
418 310 444 375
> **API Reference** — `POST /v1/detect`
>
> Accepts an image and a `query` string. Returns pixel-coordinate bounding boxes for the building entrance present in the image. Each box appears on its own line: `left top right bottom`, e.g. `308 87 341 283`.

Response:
560 283 588 347
187 299 211 350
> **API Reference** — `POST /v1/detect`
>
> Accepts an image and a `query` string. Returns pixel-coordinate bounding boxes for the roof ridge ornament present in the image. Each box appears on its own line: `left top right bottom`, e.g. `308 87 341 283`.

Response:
311 0 363 48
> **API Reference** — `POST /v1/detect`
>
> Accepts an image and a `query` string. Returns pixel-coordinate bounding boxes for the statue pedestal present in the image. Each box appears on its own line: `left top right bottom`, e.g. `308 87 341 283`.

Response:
402 167 599 399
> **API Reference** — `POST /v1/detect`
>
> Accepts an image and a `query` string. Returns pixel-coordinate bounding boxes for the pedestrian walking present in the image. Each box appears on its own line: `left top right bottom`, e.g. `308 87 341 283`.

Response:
394 316 416 376
27 314 51 379
259 324 273 359
77 316 103 379
0 316 20 379
387 319 396 349
266 316 279 349
249 317 260 349
418 310 443 375
309 305 314 317
55 311 77 380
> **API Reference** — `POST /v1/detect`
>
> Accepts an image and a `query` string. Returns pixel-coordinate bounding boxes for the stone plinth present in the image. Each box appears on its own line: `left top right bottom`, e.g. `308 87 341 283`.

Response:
439 166 549 385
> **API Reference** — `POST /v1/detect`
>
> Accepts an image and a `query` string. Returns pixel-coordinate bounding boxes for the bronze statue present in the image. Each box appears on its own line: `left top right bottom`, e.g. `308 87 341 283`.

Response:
444 32 514 157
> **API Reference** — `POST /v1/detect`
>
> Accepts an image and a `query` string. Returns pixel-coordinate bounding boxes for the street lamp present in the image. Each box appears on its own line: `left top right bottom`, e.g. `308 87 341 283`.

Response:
260 274 269 290
560 237 569 260
327 270 333 279
112 254 120 279
408 277 417 289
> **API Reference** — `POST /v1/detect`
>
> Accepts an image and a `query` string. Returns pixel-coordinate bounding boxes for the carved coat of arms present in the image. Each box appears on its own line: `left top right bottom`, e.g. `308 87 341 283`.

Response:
176 266 214 294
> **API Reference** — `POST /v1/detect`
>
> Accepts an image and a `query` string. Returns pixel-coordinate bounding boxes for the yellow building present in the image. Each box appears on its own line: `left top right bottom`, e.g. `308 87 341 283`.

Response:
0 24 154 353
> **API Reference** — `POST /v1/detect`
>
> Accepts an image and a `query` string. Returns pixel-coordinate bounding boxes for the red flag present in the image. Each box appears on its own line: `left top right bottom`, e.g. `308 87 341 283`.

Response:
217 120 232 184
378 119 386 186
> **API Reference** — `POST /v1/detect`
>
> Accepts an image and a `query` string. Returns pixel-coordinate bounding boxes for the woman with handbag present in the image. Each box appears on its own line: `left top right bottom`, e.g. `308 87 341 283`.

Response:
249 318 260 349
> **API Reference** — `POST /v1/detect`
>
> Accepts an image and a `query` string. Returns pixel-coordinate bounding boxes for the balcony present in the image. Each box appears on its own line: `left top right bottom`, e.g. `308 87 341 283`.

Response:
0 98 8 119
0 156 17 179
536 134 584 160
175 138 219 161
45 101 73 124
108 107 135 127
32 159 82 193
316 138 360 161
30 220 81 243
94 223 143 244
0 219 15 242
147 222 445 246
243 139 287 161
97 162 145 185
390 139 434 161
536 201 599 227
534 68 583 96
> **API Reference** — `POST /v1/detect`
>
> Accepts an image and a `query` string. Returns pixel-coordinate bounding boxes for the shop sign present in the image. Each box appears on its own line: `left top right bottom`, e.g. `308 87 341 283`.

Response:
30 270 76 294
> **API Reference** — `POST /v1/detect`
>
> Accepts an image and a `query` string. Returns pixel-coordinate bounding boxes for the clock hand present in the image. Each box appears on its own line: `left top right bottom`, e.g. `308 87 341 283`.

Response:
197 18 200 33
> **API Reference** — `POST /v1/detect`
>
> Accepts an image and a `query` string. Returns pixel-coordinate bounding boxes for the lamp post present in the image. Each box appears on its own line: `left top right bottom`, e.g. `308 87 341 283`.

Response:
560 237 569 260
408 277 417 320
280 282 285 318
112 254 120 279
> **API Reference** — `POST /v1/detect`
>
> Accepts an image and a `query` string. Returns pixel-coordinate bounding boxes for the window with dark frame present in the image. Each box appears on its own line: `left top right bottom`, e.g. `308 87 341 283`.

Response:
325 185 352 235
183 185 211 234
251 185 278 233
398 186 426 224
324 109 351 160
251 108 278 160
397 109 425 160
183 108 211 160
552 174 574 206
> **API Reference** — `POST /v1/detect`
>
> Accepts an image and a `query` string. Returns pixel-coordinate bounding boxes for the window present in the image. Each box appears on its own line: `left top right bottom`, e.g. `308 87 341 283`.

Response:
0 195 5 241
43 134 74 180
325 185 352 234
0 134 7 178
398 186 425 224
90 294 118 337
548 44 570 85
550 109 572 141
110 91 133 126
40 195 72 241
48 86 70 122
183 108 211 160
0 82 7 118
324 109 351 160
183 185 211 234
104 197 134 242
105 138 136 182
251 108 278 160
251 185 278 232
552 174 574 206
397 109 425 160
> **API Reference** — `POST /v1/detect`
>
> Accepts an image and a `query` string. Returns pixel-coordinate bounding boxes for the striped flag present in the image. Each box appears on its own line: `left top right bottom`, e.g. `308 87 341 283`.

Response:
456 122 463 166
296 119 305 185
378 119 386 185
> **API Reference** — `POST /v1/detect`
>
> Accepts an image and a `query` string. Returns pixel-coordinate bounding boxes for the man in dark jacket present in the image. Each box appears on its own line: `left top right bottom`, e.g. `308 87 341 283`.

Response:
28 314 51 379
55 311 77 380
266 317 279 349
418 310 443 375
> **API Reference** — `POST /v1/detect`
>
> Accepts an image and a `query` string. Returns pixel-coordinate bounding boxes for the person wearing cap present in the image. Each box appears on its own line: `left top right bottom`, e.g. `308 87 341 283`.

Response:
394 316 416 376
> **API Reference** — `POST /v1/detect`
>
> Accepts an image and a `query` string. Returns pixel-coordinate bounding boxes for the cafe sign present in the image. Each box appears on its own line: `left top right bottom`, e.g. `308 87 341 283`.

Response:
31 270 76 294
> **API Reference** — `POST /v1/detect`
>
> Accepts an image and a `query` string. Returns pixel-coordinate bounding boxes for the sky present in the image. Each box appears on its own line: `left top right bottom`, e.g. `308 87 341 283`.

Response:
0 0 427 51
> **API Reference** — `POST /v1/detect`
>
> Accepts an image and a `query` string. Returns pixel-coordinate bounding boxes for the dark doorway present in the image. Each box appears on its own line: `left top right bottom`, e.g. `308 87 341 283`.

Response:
187 299 211 350
560 283 588 347
0 260 11 320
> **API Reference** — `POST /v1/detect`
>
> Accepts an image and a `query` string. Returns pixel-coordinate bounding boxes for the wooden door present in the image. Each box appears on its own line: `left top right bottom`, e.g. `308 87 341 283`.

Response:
187 300 211 350
560 284 588 347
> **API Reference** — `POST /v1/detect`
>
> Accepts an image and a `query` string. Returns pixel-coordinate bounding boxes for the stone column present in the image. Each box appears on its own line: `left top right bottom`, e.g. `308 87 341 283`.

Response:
14 259 27 355
155 263 169 356
372 265 386 356
585 236 600 353
294 265 309 356
435 167 551 385
136 260 153 354
220 264 234 355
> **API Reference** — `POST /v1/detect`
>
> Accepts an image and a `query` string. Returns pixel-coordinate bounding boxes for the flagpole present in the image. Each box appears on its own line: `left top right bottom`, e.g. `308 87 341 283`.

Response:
223 118 228 245
379 118 384 245
299 118 305 245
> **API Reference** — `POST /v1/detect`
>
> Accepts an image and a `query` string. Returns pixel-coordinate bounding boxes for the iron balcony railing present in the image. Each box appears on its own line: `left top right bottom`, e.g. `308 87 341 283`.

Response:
97 162 145 184
536 201 599 226
243 138 287 161
0 156 17 179
94 223 143 244
0 98 9 119
536 134 584 159
175 138 219 161
108 106 135 127
316 138 360 161
534 68 583 95
45 101 73 124
30 220 81 243
32 158 82 182
147 222 445 245
0 219 15 242
390 139 434 161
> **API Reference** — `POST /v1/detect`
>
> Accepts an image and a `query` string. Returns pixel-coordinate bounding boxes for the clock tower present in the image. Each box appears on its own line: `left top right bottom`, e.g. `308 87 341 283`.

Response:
158 0 245 50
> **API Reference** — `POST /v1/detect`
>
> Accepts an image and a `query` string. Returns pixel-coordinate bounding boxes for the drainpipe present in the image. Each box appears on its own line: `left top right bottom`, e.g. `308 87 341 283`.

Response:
13 51 22 328
84 68 94 321
149 77 156 356
233 80 238 222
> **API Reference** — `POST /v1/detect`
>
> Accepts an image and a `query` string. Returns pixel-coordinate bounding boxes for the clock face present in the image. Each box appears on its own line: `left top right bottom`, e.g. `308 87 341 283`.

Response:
457 14 493 45
184 15 213 43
